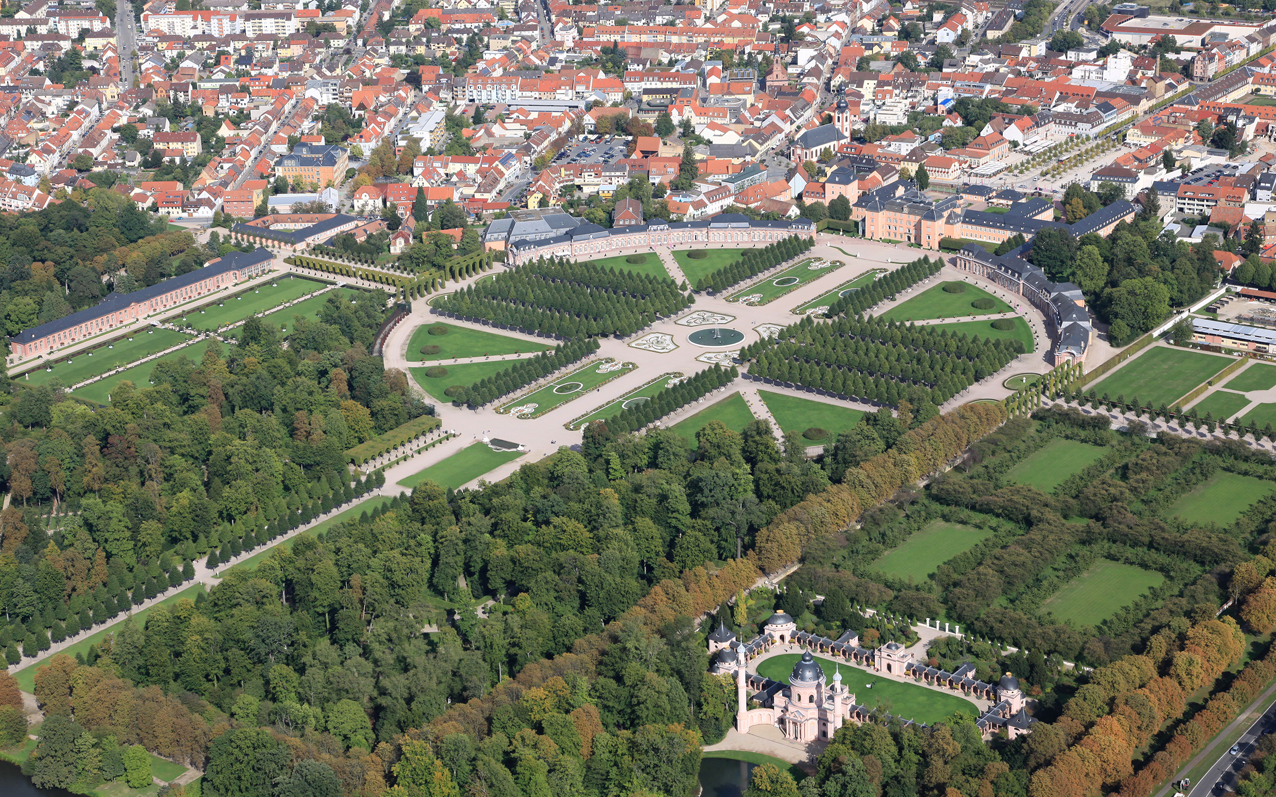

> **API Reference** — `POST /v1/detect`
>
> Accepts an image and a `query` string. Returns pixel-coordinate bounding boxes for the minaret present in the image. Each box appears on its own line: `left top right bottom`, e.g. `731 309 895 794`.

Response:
831 664 844 733
736 646 748 730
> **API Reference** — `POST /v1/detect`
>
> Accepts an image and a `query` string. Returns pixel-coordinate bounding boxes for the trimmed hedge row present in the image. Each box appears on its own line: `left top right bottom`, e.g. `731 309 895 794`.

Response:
345 413 441 466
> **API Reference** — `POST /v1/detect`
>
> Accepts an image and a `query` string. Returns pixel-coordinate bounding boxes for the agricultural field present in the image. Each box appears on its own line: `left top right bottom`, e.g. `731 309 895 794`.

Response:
668 391 756 444
21 328 193 388
1005 438 1109 492
1189 390 1252 422
937 317 1034 352
1089 346 1231 407
872 520 995 582
1169 471 1276 527
672 248 748 285
499 359 636 418
397 443 524 490
793 269 882 315
74 344 207 404
756 654 978 725
406 322 550 362
1040 560 1165 627
880 281 1013 322
181 277 322 330
410 360 525 403
584 252 672 280
728 258 844 306
1224 363 1276 392
567 372 684 431
756 390 864 444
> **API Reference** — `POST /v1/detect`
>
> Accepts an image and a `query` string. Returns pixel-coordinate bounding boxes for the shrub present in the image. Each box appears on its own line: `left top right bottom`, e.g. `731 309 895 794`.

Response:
425 366 448 378
427 325 449 336
971 297 994 310
687 250 709 259
991 318 1016 330
802 427 828 441
626 254 648 264
942 282 966 293
419 344 442 355
443 385 465 398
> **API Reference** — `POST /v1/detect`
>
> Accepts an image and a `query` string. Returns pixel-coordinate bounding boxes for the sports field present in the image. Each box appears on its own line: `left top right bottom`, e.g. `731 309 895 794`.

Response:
182 277 321 330
728 258 844 306
1169 471 1276 527
1005 438 1108 492
756 654 978 724
407 322 550 362
74 344 206 404
411 360 527 403
937 317 1034 352
756 390 864 443
669 391 756 444
1089 347 1230 407
567 372 683 430
793 270 883 315
397 443 524 489
584 252 672 281
1190 390 1251 422
499 359 635 418
672 248 748 285
873 520 994 582
880 281 1013 322
1040 560 1165 627
22 329 193 388
1224 363 1276 392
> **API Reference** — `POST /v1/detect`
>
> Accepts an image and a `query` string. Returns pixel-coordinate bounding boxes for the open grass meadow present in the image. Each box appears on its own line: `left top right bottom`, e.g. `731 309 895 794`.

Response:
756 390 864 443
1170 471 1276 527
669 391 756 444
1241 402 1276 430
227 496 392 576
880 281 1013 322
182 276 321 330
1224 363 1276 392
397 443 524 490
936 317 1034 352
567 372 683 431
728 258 844 306
584 252 673 281
21 328 194 388
1040 559 1165 627
1089 346 1231 407
73 343 208 405
1005 438 1109 492
672 248 748 286
793 269 882 314
499 359 635 417
226 288 363 339
410 360 526 403
756 654 979 724
1190 390 1252 422
872 520 995 582
406 322 550 362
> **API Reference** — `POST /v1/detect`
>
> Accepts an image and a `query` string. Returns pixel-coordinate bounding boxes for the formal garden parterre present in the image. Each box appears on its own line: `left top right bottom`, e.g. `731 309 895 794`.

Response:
792 269 884 315
1087 345 1233 408
727 257 844 306
406 322 550 362
880 280 1014 322
498 357 636 418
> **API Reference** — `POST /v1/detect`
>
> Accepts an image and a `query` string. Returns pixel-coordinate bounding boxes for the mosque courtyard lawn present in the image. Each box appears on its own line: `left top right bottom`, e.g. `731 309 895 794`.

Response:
728 258 844 305
1169 471 1276 527
498 359 636 418
793 270 882 315
397 443 524 490
21 328 194 388
1088 346 1231 407
872 521 995 582
669 391 756 445
1040 559 1165 627
182 276 321 330
1005 438 1109 493
756 654 980 725
673 248 749 286
880 281 1013 322
406 322 550 362
756 390 864 443
584 252 672 280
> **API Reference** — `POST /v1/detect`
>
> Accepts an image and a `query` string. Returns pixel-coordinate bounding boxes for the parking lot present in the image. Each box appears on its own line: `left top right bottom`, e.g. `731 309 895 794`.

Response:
553 136 629 166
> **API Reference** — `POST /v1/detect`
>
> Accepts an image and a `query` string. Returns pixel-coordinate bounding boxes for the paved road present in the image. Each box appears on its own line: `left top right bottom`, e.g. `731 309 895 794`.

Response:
1175 687 1276 797
117 0 135 88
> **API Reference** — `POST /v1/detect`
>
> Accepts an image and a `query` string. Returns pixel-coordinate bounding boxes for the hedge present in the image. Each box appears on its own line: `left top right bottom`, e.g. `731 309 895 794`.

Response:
345 414 442 466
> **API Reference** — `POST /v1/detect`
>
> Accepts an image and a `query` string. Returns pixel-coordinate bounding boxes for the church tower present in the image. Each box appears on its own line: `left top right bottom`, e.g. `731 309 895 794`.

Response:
834 95 853 139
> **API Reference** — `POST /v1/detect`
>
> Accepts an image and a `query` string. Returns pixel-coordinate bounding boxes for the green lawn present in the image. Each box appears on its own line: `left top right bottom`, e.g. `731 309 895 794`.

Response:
756 390 864 443
728 258 844 306
406 322 550 362
228 497 392 575
1190 390 1252 422
873 520 994 582
1005 438 1108 492
1239 93 1276 106
1004 374 1040 390
13 584 207 693
73 344 207 404
149 754 188 782
756 654 979 725
1170 471 1276 527
880 281 1013 322
567 372 683 431
181 277 321 330
229 288 363 339
397 443 524 489
672 248 749 286
1224 363 1276 392
411 360 530 403
983 206 1010 214
1040 559 1165 627
583 252 672 281
499 359 635 418
669 391 756 445
1241 402 1276 430
936 317 1034 352
1089 347 1231 407
20 329 195 389
793 269 883 315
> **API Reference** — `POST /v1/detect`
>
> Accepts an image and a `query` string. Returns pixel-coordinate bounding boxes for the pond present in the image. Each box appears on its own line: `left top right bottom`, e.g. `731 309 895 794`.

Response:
699 756 756 797
0 759 74 796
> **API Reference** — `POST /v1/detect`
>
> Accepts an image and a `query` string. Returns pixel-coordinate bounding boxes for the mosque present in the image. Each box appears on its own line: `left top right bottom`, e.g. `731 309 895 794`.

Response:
708 611 1034 742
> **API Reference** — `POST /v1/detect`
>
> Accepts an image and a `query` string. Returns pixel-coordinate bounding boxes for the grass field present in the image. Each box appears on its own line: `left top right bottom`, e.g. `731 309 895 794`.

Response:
1040 560 1165 627
793 269 882 314
182 277 321 330
1004 374 1041 390
228 497 392 575
756 654 978 724
672 248 748 286
1190 390 1252 421
728 258 844 306
880 281 1013 322
397 443 524 489
757 390 864 443
1170 471 1276 527
500 360 635 417
669 391 756 444
22 329 193 388
410 360 528 403
13 583 207 692
584 252 672 281
1225 363 1276 392
406 322 550 362
937 317 1034 352
1239 93 1276 106
1090 347 1231 407
1241 402 1276 430
74 344 207 404
873 520 994 582
567 372 683 430
227 288 362 339
1005 438 1109 492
